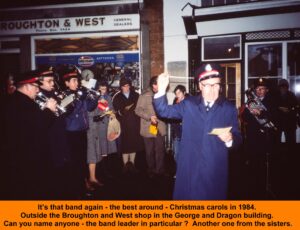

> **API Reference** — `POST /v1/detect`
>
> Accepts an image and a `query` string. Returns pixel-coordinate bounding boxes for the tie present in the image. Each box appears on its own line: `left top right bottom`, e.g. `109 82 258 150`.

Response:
206 102 210 112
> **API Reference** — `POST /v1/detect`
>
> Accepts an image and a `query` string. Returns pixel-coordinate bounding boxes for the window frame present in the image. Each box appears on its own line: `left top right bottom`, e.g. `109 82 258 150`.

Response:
202 34 241 61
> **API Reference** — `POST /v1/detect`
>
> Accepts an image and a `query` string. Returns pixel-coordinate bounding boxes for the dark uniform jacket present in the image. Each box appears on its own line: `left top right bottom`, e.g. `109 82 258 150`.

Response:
242 93 278 155
154 94 242 200
277 91 299 131
64 89 98 131
40 89 70 168
3 91 55 199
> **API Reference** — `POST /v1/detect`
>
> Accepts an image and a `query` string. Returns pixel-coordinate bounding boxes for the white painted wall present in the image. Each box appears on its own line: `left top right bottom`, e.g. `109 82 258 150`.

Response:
196 12 300 37
163 0 199 96
163 0 192 67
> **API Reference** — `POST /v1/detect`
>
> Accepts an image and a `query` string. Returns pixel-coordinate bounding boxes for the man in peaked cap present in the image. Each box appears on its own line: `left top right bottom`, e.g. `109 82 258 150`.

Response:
62 67 98 199
153 63 242 200
38 66 56 93
38 66 73 199
15 70 43 99
241 77 279 199
14 70 58 108
254 77 268 88
3 70 57 199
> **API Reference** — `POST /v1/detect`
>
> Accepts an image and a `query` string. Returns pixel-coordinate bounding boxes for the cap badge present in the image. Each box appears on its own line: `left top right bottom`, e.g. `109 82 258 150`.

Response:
205 64 212 72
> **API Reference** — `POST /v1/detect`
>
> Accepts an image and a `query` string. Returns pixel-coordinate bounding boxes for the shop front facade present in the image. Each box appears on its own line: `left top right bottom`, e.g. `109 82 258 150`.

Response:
0 0 164 93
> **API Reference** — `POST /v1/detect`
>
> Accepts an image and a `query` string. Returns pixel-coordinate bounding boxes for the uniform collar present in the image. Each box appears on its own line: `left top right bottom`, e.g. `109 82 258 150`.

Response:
198 95 225 107
204 101 214 107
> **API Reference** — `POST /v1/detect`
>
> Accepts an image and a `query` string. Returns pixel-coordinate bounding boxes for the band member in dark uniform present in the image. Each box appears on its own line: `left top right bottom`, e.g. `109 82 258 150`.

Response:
0 74 16 198
38 67 71 199
62 67 98 199
153 64 242 200
276 79 299 151
3 70 57 199
241 77 279 199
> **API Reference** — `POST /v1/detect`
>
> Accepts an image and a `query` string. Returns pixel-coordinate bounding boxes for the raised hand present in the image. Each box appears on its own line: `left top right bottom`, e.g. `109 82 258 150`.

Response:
157 72 170 93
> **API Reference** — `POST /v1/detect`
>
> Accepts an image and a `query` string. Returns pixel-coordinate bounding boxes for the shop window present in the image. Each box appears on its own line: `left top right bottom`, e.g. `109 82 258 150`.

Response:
202 35 241 61
35 35 139 54
246 41 300 98
32 32 141 91
288 42 300 99
245 41 300 142
248 43 282 78
0 37 20 53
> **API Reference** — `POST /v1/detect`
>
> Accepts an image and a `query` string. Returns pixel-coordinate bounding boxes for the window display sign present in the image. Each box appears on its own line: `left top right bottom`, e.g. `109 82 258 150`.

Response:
35 53 140 90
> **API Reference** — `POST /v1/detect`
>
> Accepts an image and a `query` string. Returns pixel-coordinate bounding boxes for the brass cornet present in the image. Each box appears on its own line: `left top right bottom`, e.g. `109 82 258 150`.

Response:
35 92 68 116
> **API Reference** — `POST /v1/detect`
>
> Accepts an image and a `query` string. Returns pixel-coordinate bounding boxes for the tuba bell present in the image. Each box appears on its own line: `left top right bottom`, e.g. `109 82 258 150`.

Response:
245 88 276 131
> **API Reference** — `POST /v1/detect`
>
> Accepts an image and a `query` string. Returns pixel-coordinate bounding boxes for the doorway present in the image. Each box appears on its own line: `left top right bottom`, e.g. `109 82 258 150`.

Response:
220 63 241 108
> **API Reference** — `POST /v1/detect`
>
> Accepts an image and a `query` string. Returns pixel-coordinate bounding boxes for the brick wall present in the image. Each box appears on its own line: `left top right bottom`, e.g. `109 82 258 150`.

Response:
142 0 164 77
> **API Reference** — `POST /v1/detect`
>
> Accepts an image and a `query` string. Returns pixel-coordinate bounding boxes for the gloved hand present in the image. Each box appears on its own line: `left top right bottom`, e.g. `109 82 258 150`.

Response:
93 115 104 122
157 72 170 94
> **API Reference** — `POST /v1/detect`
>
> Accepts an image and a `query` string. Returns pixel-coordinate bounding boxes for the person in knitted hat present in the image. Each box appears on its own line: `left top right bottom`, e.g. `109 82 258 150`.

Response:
113 77 144 173
119 77 131 88
153 63 242 200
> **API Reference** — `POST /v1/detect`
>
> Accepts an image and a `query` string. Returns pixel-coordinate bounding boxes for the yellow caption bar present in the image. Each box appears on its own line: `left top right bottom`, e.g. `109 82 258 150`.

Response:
0 201 299 229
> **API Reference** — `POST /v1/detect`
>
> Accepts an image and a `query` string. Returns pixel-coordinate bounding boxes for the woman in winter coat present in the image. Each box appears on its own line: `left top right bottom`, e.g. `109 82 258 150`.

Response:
87 81 117 189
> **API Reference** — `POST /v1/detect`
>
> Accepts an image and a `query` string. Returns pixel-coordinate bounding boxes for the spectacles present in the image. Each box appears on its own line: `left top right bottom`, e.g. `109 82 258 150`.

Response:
201 82 221 89
29 83 39 88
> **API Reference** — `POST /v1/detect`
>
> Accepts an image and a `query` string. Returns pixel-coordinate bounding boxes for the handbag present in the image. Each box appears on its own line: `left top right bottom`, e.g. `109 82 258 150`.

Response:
107 114 121 141
149 123 158 136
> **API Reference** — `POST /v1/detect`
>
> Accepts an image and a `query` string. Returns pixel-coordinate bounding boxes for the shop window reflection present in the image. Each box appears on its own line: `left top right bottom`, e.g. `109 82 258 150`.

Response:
248 44 282 77
288 42 300 99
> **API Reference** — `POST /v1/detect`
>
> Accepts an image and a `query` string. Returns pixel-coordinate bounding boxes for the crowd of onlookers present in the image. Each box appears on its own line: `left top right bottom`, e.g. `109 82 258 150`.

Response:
0 63 299 200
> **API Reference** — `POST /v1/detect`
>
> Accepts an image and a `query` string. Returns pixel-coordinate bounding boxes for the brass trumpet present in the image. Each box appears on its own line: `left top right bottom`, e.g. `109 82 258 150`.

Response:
80 79 100 100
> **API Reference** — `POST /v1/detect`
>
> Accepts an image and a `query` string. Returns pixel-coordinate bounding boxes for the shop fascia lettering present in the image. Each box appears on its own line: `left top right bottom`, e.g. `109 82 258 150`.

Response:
0 14 139 35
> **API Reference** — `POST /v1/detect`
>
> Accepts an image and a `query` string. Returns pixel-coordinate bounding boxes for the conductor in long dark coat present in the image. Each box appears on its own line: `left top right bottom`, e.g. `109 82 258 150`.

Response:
113 77 144 169
3 71 57 199
153 64 242 200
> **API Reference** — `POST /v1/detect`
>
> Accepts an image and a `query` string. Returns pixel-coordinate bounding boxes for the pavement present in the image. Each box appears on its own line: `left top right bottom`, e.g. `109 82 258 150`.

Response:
86 144 300 200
